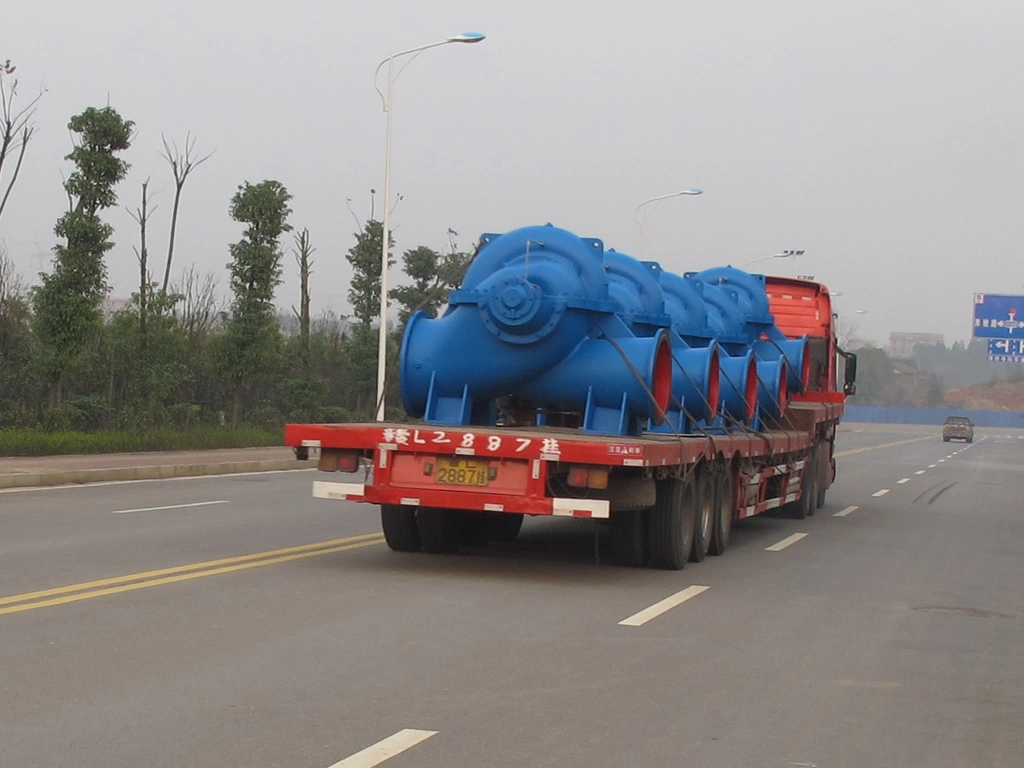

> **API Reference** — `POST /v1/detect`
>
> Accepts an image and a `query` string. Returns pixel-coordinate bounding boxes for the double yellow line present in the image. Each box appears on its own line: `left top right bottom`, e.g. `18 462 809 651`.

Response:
0 533 384 616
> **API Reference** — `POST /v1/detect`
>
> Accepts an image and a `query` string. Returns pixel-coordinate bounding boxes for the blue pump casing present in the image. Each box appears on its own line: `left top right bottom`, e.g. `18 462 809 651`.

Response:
399 224 805 436
400 225 672 436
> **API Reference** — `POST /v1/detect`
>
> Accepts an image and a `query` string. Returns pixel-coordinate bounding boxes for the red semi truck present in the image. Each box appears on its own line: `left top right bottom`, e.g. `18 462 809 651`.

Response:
284 275 856 570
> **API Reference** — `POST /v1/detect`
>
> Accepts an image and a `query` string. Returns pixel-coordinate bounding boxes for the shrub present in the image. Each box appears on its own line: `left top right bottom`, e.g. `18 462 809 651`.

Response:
0 426 281 457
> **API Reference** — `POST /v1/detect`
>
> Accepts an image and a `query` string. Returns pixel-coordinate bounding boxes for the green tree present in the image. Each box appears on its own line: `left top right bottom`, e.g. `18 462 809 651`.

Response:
218 179 292 427
0 248 36 424
390 244 473 328
104 288 186 428
345 219 392 329
846 346 896 405
32 106 133 408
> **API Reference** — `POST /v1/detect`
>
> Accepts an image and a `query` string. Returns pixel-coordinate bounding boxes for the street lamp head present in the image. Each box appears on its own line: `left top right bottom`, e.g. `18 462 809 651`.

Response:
635 186 703 258
447 32 486 43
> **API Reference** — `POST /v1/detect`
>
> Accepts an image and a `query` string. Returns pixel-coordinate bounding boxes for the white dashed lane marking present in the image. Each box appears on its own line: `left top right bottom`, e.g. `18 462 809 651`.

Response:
834 505 858 517
872 489 890 497
766 533 809 552
328 729 438 768
897 478 910 484
619 585 710 627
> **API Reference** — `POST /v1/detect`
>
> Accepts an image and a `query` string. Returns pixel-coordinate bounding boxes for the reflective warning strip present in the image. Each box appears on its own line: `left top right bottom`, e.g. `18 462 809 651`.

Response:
552 498 610 519
743 492 798 518
312 480 366 500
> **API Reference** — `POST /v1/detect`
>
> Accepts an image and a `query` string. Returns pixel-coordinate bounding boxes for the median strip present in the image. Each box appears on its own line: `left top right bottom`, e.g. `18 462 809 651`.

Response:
0 533 384 616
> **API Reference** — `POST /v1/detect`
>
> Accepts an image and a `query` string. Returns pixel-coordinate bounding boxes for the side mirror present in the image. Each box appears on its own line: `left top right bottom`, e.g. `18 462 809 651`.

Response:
837 348 857 396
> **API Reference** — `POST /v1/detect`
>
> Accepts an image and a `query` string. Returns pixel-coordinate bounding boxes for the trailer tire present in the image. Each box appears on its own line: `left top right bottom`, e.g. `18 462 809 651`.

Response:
806 452 817 517
487 512 524 543
416 507 460 554
381 505 421 552
709 467 734 556
458 512 492 548
690 469 715 562
647 476 695 570
791 455 817 520
611 509 648 567
815 444 828 510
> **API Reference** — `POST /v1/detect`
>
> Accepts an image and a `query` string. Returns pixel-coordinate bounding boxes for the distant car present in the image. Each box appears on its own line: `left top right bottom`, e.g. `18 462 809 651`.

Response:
942 416 974 443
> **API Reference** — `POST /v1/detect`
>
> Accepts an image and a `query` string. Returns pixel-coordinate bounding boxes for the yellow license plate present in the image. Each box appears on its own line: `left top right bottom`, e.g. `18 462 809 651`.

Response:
435 458 490 486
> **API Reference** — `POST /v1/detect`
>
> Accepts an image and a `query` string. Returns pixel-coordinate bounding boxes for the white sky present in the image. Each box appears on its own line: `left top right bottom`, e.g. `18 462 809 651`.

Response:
3 0 1022 347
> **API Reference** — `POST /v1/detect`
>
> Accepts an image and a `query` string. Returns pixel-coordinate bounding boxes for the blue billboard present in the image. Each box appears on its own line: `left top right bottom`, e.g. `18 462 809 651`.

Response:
987 338 1024 363
973 293 1024 338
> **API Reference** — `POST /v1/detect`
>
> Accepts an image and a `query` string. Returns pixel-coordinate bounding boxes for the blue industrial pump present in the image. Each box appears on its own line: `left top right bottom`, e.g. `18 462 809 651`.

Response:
602 249 721 431
689 266 811 399
399 224 803 436
400 225 673 436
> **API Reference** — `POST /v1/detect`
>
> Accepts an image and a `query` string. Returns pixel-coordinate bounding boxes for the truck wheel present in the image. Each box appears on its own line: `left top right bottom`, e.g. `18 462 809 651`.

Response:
709 467 734 556
380 505 420 552
791 455 817 520
458 512 491 548
815 444 828 509
806 452 818 517
416 507 460 554
647 476 695 570
690 469 715 562
487 513 524 543
611 509 648 567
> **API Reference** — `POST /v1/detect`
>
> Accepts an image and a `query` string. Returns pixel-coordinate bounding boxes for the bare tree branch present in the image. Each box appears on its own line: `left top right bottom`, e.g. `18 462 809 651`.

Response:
292 228 316 374
0 60 45 223
159 132 214 292
126 179 153 363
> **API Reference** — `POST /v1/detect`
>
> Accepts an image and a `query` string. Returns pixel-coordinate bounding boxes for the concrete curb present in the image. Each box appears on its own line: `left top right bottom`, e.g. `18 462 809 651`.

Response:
0 459 309 490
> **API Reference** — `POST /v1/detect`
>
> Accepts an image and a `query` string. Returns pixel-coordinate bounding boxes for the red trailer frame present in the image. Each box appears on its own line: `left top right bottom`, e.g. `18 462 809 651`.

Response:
283 277 851 568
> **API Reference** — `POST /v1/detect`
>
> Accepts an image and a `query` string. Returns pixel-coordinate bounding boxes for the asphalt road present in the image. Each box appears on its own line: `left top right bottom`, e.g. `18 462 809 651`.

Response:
2 425 1022 768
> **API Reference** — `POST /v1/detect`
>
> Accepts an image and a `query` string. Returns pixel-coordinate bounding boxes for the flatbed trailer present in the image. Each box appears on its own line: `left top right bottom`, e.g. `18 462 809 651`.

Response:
284 257 856 569
284 398 844 569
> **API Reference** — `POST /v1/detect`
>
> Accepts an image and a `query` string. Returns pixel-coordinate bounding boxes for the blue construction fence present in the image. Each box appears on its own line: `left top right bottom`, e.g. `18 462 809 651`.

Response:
844 405 1024 428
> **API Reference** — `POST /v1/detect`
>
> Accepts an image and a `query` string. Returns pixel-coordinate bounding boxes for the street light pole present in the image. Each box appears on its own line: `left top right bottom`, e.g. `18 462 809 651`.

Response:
743 249 805 268
634 188 703 259
372 32 485 422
